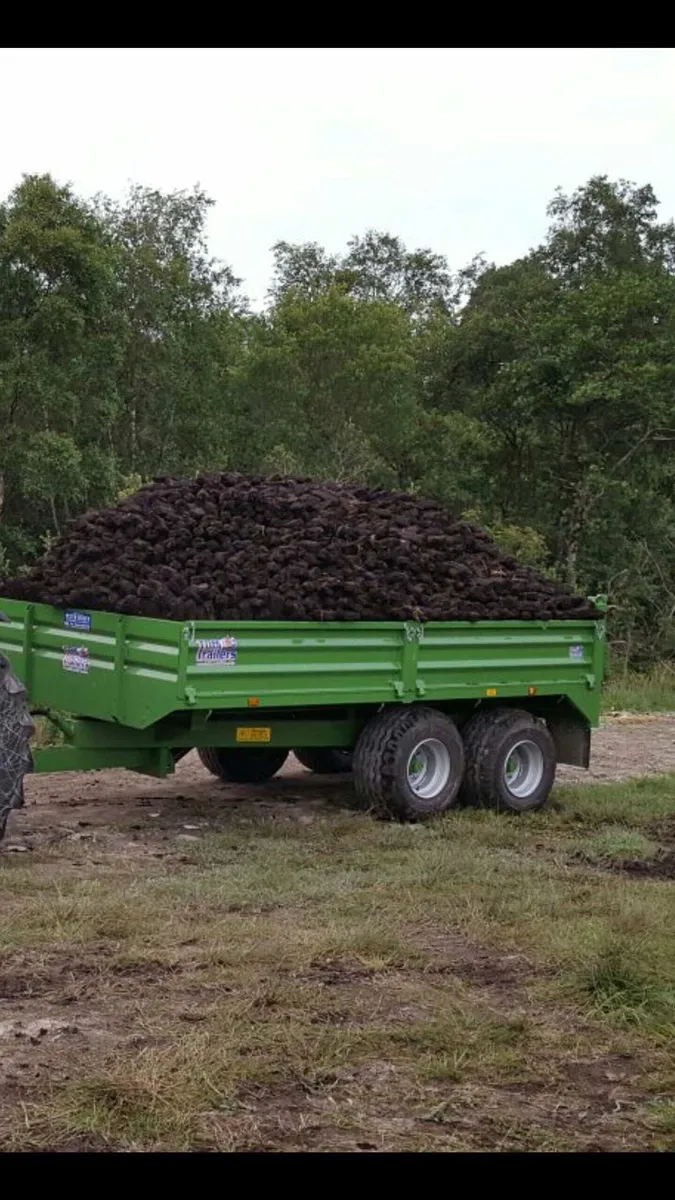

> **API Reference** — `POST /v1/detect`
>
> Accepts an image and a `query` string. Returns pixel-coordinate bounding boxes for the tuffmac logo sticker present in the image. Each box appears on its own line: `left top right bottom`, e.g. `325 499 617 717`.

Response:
63 646 90 674
196 636 238 666
569 644 584 660
64 610 92 632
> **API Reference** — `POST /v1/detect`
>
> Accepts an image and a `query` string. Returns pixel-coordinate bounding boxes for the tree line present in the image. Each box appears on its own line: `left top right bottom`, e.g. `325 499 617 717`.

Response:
1 172 674 664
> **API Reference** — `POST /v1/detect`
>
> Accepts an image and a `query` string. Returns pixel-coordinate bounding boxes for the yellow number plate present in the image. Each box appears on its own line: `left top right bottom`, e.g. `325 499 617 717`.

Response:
236 727 271 744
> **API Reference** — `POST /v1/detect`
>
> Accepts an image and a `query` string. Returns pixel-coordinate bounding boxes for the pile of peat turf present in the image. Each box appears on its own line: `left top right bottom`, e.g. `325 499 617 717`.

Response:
0 473 600 623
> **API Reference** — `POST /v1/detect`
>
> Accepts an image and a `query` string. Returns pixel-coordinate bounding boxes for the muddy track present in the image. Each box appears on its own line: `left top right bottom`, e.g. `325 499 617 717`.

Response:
2 714 674 851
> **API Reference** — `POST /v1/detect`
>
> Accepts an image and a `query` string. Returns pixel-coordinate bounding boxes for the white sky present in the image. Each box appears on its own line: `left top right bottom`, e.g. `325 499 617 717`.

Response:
1 48 674 306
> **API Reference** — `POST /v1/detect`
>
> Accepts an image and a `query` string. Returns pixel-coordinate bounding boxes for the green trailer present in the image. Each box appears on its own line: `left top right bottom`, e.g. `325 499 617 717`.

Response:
0 595 608 841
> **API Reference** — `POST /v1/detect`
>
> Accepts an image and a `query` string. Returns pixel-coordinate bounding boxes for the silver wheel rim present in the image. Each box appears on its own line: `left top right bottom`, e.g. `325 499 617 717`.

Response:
504 740 545 799
406 738 451 799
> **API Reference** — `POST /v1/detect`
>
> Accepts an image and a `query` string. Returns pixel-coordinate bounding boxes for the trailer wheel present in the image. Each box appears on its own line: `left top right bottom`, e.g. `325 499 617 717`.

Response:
0 653 34 845
353 706 464 821
460 708 556 813
294 748 353 775
197 746 288 783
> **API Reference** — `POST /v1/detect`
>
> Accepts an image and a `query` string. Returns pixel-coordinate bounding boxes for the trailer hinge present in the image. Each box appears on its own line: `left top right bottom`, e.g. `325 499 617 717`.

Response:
589 594 608 615
392 681 405 698
185 686 197 705
404 621 424 644
585 674 596 689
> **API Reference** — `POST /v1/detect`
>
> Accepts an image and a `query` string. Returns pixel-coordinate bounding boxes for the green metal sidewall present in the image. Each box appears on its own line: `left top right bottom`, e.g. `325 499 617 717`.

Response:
0 597 605 734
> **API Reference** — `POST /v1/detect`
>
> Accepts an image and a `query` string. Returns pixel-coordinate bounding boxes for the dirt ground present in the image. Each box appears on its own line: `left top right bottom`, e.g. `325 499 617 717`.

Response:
8 713 675 846
1 714 674 1152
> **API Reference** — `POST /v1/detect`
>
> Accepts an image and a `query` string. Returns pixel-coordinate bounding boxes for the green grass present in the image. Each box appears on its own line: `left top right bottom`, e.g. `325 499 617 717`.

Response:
572 826 660 864
580 940 675 1028
603 663 675 714
1 772 675 1151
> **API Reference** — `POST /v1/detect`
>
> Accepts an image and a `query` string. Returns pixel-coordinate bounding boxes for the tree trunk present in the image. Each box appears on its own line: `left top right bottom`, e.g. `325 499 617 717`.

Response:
49 493 60 535
563 538 579 592
130 399 137 473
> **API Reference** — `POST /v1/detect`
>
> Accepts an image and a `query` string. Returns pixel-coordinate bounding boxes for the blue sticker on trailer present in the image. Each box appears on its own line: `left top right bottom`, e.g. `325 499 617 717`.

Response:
64 610 92 632
569 644 584 660
196 636 238 666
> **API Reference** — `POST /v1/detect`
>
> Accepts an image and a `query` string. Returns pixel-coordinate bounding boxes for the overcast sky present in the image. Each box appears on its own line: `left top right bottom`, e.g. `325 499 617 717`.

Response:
1 48 674 306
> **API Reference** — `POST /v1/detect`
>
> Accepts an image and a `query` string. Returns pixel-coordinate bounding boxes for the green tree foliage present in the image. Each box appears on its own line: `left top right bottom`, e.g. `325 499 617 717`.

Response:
233 287 421 485
270 229 456 315
0 174 120 558
422 176 675 658
1 171 674 663
542 175 675 280
96 184 247 477
0 177 247 566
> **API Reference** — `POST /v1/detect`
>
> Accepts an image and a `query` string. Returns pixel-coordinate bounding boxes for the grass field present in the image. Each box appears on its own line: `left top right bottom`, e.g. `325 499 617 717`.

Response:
603 664 675 714
1 771 674 1152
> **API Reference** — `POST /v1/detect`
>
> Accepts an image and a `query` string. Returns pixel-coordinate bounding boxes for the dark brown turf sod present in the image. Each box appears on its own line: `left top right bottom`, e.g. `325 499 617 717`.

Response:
0 473 600 623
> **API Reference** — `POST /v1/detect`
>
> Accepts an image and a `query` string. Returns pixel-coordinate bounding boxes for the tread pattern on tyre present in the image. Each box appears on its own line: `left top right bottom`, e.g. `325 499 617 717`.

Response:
0 652 35 844
197 746 224 778
460 706 555 812
353 705 464 821
197 745 288 783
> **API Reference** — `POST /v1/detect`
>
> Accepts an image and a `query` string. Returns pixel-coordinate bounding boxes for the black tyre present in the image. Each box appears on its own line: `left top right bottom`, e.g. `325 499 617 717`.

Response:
294 748 353 774
197 746 288 783
0 652 34 845
460 708 556 813
353 705 464 821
